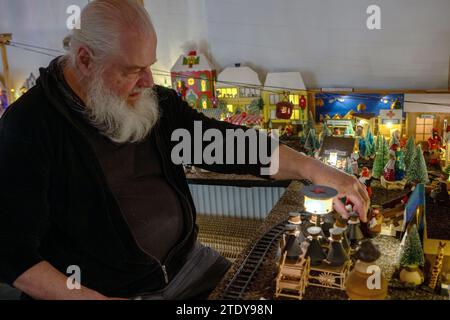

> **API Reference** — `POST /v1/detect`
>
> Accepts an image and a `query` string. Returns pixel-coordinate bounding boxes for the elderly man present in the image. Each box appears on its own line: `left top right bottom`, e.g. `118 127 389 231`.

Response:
0 0 369 300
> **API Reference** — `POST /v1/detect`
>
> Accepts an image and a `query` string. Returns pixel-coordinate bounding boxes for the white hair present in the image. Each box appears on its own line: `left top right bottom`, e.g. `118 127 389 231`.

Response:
84 72 160 144
64 0 155 68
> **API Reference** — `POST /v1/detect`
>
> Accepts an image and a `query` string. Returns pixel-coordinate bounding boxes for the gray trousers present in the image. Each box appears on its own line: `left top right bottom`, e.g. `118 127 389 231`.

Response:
132 242 231 300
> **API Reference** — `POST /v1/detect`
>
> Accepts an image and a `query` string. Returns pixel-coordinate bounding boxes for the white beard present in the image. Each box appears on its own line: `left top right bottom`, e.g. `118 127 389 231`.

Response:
84 76 160 144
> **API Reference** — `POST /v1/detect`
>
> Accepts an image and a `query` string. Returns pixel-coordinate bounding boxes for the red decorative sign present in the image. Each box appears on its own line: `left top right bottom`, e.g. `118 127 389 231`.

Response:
276 101 293 119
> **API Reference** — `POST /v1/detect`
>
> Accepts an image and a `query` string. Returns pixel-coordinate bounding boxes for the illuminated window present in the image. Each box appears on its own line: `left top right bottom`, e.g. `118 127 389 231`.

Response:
202 100 208 109
415 117 434 142
227 104 234 112
289 94 299 105
201 80 207 92
290 109 300 120
188 78 195 86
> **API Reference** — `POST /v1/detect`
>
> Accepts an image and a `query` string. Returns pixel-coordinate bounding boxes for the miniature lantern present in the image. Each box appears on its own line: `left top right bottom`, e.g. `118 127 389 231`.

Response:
302 185 338 216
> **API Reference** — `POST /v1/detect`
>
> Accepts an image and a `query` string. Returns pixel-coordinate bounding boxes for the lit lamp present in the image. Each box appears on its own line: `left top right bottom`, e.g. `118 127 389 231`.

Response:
303 185 337 215
302 185 338 229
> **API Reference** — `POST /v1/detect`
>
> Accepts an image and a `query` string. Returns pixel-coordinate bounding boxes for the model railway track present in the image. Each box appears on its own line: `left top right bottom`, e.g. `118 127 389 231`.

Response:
220 221 287 300
219 179 312 300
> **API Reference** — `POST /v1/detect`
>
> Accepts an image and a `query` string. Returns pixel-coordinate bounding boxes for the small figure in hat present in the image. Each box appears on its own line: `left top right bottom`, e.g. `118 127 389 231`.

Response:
326 228 350 267
288 212 306 243
282 224 303 263
383 144 397 181
428 128 442 165
358 167 373 198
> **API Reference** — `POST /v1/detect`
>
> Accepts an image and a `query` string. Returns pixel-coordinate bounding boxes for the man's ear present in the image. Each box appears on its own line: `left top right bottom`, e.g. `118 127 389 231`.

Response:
76 46 94 77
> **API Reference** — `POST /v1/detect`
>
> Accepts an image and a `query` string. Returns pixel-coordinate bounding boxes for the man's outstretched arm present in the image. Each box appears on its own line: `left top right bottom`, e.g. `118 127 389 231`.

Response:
272 144 370 222
13 261 109 300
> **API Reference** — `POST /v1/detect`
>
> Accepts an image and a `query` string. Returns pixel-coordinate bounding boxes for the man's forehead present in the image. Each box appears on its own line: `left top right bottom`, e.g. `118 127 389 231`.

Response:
119 33 157 68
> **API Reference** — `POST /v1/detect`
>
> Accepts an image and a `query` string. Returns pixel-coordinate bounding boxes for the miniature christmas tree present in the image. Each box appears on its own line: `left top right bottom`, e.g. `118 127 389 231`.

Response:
400 225 425 268
394 148 406 181
304 111 316 138
319 122 331 146
372 137 389 179
365 126 376 157
304 129 319 156
248 97 264 115
375 134 382 152
407 144 429 184
404 136 415 170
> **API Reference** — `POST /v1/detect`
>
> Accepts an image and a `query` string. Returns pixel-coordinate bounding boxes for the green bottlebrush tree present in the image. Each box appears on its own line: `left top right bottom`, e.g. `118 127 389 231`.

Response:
304 128 319 156
319 122 332 146
404 136 415 170
375 134 382 152
400 224 425 268
304 111 316 139
248 97 264 114
364 127 375 158
372 136 389 178
407 144 429 184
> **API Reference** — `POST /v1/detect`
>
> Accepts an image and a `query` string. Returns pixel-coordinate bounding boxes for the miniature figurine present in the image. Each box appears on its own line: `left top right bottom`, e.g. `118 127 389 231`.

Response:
367 206 383 237
347 212 364 247
334 218 350 252
326 228 349 267
306 226 327 266
282 224 303 263
428 128 442 165
345 240 387 300
288 212 306 244
358 167 373 198
383 144 397 181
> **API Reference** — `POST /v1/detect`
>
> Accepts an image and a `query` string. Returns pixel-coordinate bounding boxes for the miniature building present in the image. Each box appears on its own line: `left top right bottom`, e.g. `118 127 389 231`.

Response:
262 72 308 130
216 63 262 114
170 50 216 109
319 136 356 170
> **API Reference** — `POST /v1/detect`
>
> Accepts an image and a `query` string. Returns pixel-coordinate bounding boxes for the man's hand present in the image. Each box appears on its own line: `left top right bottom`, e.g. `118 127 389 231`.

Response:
273 144 370 222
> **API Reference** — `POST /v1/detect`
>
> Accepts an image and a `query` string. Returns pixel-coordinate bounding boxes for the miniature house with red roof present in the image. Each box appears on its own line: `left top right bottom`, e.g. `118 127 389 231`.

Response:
170 50 216 109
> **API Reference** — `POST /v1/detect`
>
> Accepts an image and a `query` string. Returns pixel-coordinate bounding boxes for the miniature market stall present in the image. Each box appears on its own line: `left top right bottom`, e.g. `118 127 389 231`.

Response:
319 136 356 171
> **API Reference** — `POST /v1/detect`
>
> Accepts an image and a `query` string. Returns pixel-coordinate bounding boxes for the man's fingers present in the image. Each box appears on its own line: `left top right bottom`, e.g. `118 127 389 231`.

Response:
347 192 368 222
333 197 349 219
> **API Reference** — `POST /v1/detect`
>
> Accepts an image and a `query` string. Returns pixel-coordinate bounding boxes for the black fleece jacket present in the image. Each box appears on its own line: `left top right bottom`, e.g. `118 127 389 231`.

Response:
0 60 273 297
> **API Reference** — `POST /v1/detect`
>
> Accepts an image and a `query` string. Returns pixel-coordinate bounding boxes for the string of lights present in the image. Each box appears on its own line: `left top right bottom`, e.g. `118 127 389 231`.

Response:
5 40 450 107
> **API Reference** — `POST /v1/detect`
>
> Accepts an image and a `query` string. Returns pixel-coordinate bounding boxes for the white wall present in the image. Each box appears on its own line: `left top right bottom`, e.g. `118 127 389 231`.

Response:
0 0 449 91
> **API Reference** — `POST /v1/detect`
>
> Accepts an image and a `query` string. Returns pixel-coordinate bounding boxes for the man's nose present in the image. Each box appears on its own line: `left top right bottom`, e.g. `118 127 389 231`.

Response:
137 67 154 88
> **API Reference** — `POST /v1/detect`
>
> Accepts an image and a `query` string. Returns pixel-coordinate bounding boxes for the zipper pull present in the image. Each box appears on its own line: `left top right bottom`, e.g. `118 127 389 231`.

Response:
161 265 169 284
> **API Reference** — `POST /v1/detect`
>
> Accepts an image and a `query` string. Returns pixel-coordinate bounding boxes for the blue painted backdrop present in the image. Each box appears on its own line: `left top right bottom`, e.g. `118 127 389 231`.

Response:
315 93 404 122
